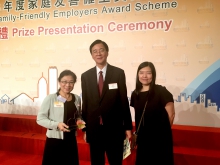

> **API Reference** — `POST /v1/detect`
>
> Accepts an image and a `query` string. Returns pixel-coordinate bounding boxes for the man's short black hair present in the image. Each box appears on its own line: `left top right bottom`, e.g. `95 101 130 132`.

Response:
89 39 109 54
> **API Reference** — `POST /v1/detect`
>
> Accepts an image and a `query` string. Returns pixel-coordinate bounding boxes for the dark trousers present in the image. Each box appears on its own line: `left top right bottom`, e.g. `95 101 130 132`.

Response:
89 126 124 165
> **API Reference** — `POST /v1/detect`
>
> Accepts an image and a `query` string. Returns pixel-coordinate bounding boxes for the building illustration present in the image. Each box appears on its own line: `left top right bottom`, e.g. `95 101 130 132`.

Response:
0 67 58 115
0 59 219 128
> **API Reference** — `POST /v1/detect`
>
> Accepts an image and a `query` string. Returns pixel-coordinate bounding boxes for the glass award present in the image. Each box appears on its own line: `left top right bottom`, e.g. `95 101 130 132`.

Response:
67 118 77 130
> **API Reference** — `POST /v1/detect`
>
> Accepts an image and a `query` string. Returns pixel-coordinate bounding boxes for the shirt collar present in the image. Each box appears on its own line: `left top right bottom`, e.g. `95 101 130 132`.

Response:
96 64 107 75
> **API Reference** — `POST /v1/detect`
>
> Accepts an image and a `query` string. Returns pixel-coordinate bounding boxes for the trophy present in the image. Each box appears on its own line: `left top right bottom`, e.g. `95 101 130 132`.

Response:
67 118 78 130
66 110 86 130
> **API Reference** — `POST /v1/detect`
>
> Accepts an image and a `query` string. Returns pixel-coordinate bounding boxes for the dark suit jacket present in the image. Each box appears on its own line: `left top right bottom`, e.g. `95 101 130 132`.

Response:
81 64 132 143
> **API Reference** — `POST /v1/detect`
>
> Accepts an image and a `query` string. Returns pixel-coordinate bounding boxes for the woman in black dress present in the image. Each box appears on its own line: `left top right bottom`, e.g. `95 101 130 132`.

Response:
130 62 175 165
37 70 83 165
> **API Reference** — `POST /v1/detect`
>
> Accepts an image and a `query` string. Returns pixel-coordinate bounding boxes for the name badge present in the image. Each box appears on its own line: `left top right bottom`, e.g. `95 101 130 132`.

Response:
108 83 118 89
54 101 64 107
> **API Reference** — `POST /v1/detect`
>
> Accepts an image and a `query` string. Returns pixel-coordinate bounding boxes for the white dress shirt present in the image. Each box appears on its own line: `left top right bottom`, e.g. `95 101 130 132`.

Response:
96 64 107 83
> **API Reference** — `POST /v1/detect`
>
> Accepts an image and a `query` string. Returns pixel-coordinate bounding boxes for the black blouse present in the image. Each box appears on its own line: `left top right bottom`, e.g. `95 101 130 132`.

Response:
64 94 77 137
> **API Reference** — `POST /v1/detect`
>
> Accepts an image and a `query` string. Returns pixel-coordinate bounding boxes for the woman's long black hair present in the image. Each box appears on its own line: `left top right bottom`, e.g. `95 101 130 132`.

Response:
135 61 156 95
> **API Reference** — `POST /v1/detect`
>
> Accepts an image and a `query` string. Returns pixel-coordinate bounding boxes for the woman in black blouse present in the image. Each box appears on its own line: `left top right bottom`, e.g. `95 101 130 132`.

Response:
130 62 175 165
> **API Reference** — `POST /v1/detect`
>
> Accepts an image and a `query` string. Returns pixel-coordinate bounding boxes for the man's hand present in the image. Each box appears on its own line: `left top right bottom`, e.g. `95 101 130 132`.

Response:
125 130 132 139
83 132 87 142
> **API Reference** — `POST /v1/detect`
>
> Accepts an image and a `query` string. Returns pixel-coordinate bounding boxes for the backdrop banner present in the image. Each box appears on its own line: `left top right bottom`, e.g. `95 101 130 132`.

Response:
0 0 219 127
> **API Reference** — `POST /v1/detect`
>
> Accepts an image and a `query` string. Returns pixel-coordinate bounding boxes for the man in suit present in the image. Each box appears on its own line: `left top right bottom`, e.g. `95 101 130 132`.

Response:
81 39 132 165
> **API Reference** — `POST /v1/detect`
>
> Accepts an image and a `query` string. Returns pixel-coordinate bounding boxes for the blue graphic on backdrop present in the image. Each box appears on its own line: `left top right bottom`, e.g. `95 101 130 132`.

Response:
1 60 219 113
182 59 220 110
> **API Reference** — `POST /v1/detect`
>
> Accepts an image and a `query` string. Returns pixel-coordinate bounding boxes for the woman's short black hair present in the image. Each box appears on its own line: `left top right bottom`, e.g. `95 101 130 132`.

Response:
58 70 77 83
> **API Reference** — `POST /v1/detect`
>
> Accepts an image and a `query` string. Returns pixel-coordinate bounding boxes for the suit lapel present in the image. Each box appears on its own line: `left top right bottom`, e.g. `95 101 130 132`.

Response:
89 67 100 99
100 64 113 102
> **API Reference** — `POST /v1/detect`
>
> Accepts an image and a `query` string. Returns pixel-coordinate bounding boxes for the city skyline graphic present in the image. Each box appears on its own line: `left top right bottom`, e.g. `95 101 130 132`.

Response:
0 60 219 127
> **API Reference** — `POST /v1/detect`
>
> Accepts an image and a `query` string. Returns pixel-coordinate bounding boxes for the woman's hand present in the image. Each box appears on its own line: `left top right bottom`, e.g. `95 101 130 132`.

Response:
125 130 132 139
57 122 70 132
76 119 86 129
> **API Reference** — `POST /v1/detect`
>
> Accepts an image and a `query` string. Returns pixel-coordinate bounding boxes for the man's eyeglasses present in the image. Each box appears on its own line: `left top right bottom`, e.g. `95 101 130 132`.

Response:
92 48 106 55
60 81 74 85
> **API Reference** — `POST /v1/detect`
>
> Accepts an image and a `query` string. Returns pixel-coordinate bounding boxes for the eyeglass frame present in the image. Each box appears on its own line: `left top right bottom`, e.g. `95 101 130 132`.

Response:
60 81 75 85
92 48 106 55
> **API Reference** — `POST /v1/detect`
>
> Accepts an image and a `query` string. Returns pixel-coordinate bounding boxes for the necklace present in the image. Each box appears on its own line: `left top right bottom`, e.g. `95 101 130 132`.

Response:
65 94 71 101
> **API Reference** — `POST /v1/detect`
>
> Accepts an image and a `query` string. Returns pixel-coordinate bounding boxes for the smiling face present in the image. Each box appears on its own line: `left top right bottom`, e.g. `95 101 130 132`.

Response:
58 75 75 94
91 43 108 68
138 66 152 86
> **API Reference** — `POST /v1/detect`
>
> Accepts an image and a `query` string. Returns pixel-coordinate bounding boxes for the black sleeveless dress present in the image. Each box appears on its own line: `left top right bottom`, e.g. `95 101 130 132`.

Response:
130 85 174 165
